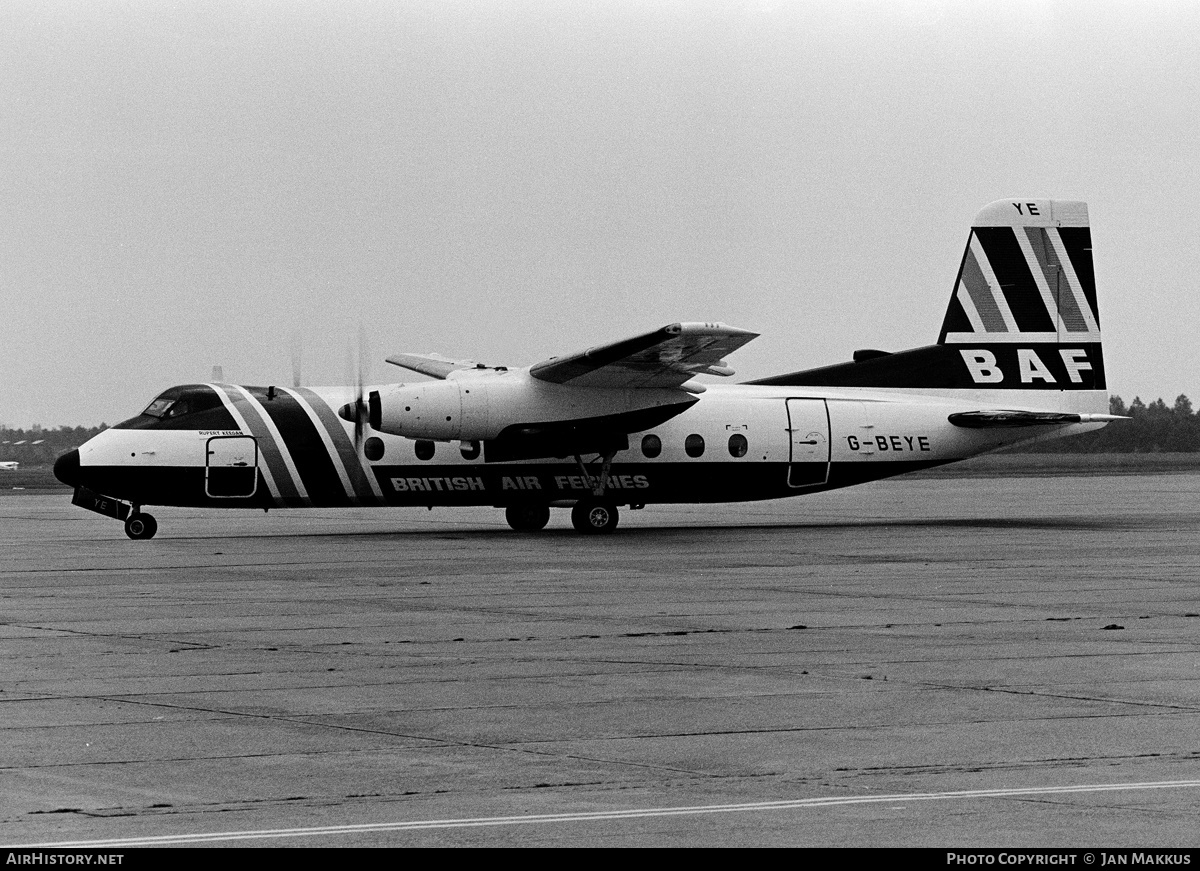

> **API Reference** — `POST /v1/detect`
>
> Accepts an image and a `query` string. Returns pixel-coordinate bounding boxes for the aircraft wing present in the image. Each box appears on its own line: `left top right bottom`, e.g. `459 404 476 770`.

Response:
529 322 759 389
385 353 488 380
948 411 1127 428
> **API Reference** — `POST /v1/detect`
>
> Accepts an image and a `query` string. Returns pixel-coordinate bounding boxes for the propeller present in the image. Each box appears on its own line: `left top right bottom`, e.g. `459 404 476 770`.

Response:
337 326 373 452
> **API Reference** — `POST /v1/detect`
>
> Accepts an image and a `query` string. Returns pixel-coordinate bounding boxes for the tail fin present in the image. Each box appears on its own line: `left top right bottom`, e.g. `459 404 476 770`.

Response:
751 198 1105 392
937 199 1104 389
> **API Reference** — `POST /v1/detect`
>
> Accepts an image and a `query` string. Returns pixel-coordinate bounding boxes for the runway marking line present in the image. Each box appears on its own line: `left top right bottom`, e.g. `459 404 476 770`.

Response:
14 779 1200 847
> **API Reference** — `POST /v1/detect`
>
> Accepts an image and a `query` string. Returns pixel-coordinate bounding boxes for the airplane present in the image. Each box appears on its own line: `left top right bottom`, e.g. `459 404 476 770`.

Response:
0 461 17 471
54 198 1120 539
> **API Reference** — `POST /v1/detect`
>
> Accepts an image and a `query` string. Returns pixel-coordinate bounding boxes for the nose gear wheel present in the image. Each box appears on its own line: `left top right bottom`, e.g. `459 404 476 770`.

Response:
124 513 158 540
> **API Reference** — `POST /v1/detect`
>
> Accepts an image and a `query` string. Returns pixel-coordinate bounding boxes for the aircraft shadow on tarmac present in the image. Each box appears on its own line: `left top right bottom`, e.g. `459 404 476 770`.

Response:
168 514 1128 542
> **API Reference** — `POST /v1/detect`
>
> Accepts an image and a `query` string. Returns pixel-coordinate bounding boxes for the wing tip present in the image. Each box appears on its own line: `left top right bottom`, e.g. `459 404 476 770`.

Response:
671 322 760 339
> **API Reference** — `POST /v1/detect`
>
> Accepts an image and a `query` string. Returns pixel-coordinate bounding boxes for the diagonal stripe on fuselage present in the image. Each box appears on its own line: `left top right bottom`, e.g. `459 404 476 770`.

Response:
291 387 386 506
208 383 286 507
225 385 311 507
248 387 349 507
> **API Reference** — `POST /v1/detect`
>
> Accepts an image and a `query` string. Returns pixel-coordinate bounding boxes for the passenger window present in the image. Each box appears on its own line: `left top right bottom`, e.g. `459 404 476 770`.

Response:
685 434 705 458
728 433 748 458
461 440 481 460
641 434 662 458
414 440 435 461
364 437 385 461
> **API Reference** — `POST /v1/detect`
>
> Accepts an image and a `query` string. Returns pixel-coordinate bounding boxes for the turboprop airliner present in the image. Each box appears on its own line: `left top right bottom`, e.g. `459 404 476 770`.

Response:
55 199 1119 538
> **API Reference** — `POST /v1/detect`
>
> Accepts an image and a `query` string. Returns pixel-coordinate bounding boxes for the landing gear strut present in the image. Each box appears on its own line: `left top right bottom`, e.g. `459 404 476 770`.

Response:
124 512 158 540
505 504 550 532
574 449 617 497
567 449 621 534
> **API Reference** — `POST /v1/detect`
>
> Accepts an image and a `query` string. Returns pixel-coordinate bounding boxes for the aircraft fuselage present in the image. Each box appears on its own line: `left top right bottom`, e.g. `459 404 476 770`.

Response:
59 380 1106 512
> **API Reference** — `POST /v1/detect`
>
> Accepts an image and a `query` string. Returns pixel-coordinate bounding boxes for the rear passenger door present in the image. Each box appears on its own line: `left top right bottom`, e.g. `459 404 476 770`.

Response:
786 399 830 488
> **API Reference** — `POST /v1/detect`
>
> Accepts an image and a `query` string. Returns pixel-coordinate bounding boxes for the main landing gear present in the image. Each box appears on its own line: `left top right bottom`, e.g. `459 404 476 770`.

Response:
568 448 620 534
505 450 624 534
503 500 621 534
503 500 620 533
124 511 158 540
570 499 619 534
505 504 550 532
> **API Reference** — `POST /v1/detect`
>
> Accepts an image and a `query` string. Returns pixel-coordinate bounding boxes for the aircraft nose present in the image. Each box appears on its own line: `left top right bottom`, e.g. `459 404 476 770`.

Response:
54 449 80 487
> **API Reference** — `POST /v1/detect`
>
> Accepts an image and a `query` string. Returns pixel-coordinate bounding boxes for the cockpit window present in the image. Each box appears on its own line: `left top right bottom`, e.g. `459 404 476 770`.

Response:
142 398 175 418
141 397 193 419
116 385 237 430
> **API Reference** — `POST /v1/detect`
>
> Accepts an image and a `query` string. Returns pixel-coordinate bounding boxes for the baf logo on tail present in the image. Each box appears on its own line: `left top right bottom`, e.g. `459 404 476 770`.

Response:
958 347 1095 385
54 198 1123 537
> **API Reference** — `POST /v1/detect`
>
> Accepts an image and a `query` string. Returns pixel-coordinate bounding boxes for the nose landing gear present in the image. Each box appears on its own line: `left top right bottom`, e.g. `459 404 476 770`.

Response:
124 512 158 540
71 487 159 540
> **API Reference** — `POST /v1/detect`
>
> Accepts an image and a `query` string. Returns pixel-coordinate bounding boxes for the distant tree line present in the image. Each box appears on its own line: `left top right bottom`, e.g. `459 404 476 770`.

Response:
0 425 107 466
2 395 1198 464
1009 395 1200 453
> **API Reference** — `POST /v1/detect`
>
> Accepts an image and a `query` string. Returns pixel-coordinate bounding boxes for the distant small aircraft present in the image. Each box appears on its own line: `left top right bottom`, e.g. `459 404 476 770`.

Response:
0 461 18 471
56 199 1120 539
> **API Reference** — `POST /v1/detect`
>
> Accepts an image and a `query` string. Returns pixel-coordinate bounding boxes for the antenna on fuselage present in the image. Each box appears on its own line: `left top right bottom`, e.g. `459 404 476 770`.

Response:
291 334 303 388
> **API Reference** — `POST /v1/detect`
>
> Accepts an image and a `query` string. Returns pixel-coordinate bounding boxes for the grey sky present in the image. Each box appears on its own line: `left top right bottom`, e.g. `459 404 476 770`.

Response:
2 0 1197 427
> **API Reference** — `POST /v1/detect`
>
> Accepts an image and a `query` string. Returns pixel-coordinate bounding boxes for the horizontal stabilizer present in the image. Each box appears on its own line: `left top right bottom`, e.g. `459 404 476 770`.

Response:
385 353 491 380
948 411 1127 428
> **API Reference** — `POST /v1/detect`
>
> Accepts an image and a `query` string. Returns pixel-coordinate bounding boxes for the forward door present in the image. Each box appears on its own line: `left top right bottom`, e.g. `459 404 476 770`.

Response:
206 435 258 498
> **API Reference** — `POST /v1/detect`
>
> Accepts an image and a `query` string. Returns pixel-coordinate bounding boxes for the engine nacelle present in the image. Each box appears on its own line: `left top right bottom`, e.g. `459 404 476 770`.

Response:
371 380 471 441
361 372 695 446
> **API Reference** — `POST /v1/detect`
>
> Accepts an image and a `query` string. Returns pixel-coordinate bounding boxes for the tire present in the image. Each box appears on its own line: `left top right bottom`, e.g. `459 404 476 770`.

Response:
505 504 550 532
570 500 619 534
124 513 158 540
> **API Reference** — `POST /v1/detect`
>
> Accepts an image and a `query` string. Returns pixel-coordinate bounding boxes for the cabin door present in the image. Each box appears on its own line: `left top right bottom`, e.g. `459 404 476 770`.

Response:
206 435 258 498
786 399 830 488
